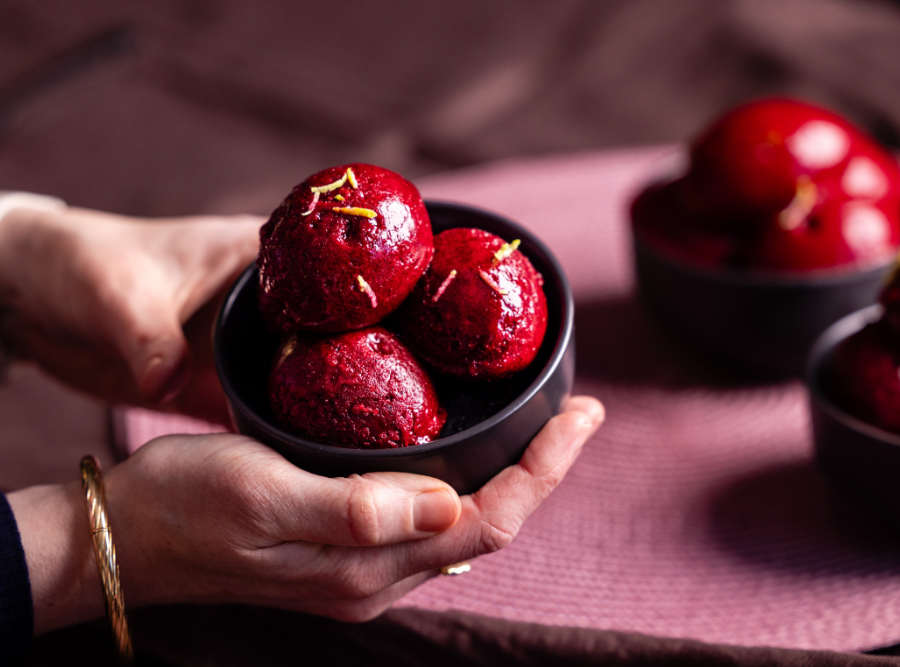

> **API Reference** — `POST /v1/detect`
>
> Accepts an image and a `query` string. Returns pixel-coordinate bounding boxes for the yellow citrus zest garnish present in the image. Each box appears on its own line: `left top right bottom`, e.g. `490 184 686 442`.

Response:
301 191 320 216
478 268 508 296
311 172 348 193
357 275 378 308
346 167 358 189
778 176 818 231
493 239 521 264
334 194 345 201
276 334 298 369
432 269 457 303
334 206 377 218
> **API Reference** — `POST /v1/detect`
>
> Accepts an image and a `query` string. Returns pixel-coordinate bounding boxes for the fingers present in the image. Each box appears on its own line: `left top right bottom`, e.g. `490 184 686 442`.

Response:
290 570 435 623
564 395 606 426
456 400 602 553
369 397 605 579
118 216 261 405
123 312 192 404
163 216 263 320
266 470 462 548
236 569 435 623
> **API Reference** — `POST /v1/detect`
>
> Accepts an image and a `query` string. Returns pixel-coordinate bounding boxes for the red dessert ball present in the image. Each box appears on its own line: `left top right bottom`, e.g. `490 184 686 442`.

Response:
632 98 900 271
830 321 900 435
831 266 900 435
268 327 446 449
258 163 434 333
396 228 548 381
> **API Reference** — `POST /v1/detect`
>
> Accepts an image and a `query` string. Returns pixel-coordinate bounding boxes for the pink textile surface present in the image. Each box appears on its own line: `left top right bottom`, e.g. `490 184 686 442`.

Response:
117 145 900 653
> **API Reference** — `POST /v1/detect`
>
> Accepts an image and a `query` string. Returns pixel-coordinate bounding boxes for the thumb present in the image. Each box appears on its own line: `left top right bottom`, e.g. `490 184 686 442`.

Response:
270 470 463 547
121 313 192 405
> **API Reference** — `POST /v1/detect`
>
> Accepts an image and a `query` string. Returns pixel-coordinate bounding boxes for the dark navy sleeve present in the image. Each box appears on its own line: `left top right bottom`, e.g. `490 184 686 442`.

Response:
0 492 32 665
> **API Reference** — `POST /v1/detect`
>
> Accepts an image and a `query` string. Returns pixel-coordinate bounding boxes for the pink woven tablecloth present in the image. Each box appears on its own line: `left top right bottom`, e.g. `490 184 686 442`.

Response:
117 146 900 652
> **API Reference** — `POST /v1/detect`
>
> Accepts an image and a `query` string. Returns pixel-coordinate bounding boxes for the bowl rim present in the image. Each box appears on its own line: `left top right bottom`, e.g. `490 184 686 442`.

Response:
806 303 900 447
214 199 575 460
631 221 896 288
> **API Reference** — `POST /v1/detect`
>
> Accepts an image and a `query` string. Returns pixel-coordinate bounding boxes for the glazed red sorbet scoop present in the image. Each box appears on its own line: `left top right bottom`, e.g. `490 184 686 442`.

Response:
268 327 446 449
258 163 434 333
396 228 548 381
632 98 900 271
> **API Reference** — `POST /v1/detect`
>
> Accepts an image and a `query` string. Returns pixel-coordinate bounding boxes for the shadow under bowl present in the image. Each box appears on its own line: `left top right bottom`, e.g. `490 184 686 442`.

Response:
633 231 892 377
215 201 575 495
807 305 900 526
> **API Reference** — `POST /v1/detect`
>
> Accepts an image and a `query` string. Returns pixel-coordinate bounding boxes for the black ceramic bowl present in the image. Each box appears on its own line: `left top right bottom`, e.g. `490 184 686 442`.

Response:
215 201 574 495
808 305 900 525
633 230 892 376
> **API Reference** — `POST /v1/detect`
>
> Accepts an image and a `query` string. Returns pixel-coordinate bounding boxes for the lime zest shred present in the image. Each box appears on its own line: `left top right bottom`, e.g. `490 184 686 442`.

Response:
334 206 377 218
311 172 348 193
493 239 521 264
478 268 508 296
778 176 818 231
276 334 298 369
357 275 378 308
301 191 320 216
432 269 458 303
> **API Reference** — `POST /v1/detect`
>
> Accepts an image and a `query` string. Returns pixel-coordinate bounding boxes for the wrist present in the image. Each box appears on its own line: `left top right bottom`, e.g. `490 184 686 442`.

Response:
7 482 105 635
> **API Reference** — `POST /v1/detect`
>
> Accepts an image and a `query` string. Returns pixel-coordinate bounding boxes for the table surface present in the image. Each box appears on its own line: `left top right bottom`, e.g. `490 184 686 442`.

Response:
9 146 900 654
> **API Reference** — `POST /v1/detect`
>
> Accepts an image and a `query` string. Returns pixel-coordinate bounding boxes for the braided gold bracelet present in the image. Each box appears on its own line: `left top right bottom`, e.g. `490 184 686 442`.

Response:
80 455 134 664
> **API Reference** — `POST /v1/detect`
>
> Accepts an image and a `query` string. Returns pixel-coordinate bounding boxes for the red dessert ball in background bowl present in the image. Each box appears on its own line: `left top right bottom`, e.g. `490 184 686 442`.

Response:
215 202 574 495
827 266 900 436
807 300 900 529
828 320 900 435
258 163 433 333
268 328 446 450
396 228 548 381
631 98 900 376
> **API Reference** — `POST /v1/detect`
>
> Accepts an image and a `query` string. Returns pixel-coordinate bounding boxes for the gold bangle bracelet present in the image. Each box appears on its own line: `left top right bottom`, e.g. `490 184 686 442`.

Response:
80 455 134 664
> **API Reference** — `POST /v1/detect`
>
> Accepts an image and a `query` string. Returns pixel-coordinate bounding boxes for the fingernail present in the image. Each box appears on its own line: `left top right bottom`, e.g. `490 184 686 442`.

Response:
590 403 606 428
414 490 458 533
573 415 594 455
140 355 190 404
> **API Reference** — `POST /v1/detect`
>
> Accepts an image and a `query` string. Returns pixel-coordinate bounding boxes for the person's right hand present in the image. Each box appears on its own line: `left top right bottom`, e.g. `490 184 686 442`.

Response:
0 205 261 424
9 396 604 634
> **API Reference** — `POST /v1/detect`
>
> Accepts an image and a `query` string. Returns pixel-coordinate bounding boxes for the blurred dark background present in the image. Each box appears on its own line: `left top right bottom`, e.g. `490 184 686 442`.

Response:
3 0 900 217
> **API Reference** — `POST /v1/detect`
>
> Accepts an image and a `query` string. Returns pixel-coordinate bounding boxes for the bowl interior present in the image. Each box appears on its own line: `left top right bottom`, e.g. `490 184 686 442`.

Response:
215 200 572 458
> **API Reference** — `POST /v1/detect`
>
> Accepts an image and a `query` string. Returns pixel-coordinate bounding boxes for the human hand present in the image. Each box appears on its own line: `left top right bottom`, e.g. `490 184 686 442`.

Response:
0 206 262 422
9 396 603 633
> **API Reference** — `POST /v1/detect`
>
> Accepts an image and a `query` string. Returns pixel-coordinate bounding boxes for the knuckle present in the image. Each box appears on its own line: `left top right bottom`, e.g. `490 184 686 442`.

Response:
520 446 569 495
478 518 516 554
470 493 520 555
344 477 384 547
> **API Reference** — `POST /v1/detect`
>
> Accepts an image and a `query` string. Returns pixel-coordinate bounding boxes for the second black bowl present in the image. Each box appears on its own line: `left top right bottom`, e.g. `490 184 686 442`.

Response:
808 305 900 526
633 231 892 377
215 201 575 495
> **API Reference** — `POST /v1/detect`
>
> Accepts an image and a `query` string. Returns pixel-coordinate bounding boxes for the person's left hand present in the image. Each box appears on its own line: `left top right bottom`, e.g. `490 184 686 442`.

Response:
9 395 604 634
0 206 263 423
